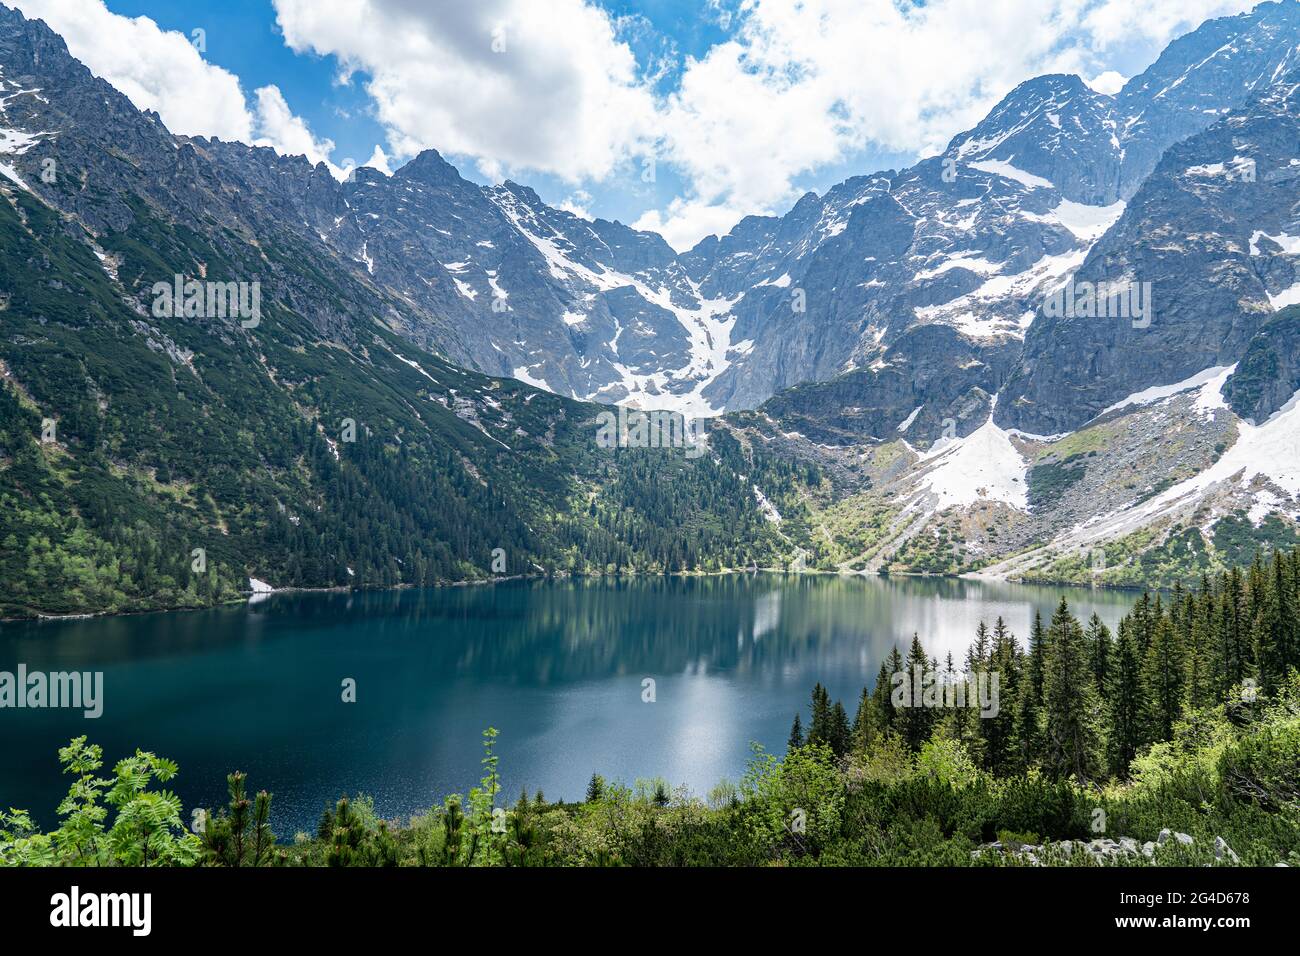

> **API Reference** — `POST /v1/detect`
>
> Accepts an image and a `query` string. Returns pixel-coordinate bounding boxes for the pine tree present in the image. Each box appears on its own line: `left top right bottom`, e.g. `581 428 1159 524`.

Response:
1131 592 1155 656
1014 611 1047 769
1041 599 1103 782
1214 565 1247 697
873 651 901 735
807 683 832 748
850 686 874 752
1085 613 1112 695
1184 579 1214 710
1142 614 1184 741
830 700 851 758
984 616 1019 775
967 621 991 673
1106 619 1144 777
788 713 804 751
898 634 934 751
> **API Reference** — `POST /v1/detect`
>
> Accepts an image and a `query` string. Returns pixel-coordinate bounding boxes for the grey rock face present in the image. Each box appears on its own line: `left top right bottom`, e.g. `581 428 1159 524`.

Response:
754 324 1016 447
999 75 1300 435
6 0 1300 454
0 5 410 348
1115 0 1300 197
1224 307 1300 421
698 2 1300 417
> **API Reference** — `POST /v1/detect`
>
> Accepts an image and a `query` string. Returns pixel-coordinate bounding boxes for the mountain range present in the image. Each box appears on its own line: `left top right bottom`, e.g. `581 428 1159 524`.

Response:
2 1 1300 616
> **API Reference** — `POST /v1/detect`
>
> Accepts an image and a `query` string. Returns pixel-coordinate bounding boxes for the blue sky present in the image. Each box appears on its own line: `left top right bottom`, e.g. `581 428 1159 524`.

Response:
14 0 1265 249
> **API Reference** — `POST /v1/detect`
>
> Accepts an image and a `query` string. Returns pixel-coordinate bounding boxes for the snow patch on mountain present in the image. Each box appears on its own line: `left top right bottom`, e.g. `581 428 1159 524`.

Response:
898 405 923 433
489 185 740 416
913 405 1029 511
753 485 782 523
1050 372 1299 548
1099 365 1234 416
1250 230 1300 255
913 246 1090 339
1268 282 1300 309
968 158 1054 190
1044 199 1127 241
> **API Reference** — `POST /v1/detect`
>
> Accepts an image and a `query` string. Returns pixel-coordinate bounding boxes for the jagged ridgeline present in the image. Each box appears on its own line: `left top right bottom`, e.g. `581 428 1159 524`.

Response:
0 11 818 617
6 0 1300 611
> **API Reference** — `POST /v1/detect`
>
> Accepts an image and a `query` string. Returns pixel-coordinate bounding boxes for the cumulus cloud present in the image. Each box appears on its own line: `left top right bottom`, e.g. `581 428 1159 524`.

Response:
272 0 659 182
1086 70 1128 95
645 0 1258 247
14 0 253 140
270 0 1259 249
252 84 338 171
12 0 387 180
17 0 1265 245
632 197 755 254
361 144 392 176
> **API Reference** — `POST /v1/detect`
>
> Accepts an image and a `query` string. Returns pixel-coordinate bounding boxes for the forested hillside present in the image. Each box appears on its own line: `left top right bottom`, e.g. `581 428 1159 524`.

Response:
0 180 818 618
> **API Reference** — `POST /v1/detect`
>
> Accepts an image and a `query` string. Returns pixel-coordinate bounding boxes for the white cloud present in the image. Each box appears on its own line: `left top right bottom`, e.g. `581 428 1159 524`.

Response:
361 145 392 176
14 0 252 140
1079 0 1257 48
632 197 754 254
557 188 594 219
272 0 660 182
1086 70 1128 95
18 0 1266 246
270 0 1259 249
12 0 386 181
645 0 1258 247
252 84 339 172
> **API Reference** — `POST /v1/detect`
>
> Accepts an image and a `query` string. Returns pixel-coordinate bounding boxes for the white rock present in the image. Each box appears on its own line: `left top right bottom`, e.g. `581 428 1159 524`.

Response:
1214 836 1240 863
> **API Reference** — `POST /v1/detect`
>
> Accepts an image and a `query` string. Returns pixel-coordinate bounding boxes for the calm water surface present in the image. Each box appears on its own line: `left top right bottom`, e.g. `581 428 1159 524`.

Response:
0 575 1136 834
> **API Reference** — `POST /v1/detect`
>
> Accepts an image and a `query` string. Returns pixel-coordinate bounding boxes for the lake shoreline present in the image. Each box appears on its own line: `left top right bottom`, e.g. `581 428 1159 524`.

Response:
1 563 1164 625
1 573 1142 835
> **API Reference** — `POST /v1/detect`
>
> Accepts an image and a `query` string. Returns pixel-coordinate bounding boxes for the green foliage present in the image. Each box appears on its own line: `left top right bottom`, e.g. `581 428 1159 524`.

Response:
1027 456 1088 511
1 736 199 866
199 771 276 867
0 191 822 619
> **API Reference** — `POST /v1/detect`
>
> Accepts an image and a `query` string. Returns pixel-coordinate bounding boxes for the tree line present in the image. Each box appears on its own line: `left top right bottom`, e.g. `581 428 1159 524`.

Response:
792 548 1300 784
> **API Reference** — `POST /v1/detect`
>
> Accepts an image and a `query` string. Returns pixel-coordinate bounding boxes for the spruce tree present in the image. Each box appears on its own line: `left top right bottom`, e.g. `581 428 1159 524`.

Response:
1142 614 1185 741
1042 599 1103 782
788 713 804 751
1184 580 1214 710
873 651 902 735
1014 611 1047 769
1085 613 1112 695
984 616 1019 775
1106 619 1144 778
830 700 851 758
898 634 935 751
807 683 832 748
1214 566 1247 697
850 686 874 752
